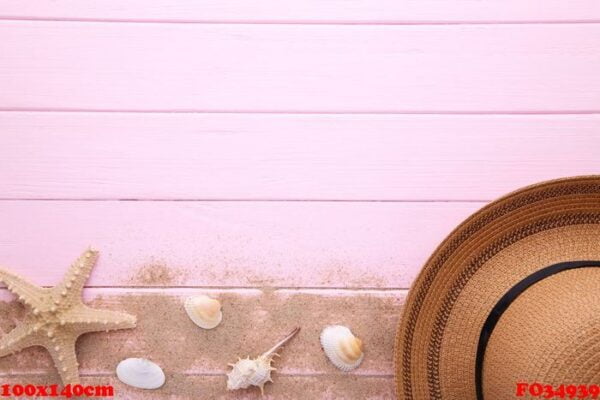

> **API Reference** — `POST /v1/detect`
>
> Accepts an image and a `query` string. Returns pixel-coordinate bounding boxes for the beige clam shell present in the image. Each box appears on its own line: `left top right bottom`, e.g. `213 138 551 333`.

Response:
184 295 223 329
320 325 364 371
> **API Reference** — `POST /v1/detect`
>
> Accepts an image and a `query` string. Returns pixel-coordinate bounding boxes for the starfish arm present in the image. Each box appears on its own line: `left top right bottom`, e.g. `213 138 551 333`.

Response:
0 268 50 312
0 321 42 357
62 305 136 334
52 249 99 305
47 336 80 385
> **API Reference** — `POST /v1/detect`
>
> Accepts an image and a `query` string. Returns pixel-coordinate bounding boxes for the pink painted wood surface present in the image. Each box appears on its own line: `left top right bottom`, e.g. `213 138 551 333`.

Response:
1 4 599 398
2 23 600 112
0 201 478 288
2 113 599 201
1 1 599 23
0 288 404 375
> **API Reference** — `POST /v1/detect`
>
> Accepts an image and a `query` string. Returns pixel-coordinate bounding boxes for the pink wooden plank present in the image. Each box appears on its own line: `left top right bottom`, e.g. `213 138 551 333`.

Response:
0 1 599 23
1 112 599 200
0 200 479 288
1 22 599 112
0 288 404 376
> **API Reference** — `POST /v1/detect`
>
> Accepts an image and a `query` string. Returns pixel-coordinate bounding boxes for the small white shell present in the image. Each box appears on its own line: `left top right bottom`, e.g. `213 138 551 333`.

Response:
227 327 300 395
227 357 274 393
116 358 165 390
320 325 364 372
184 295 222 329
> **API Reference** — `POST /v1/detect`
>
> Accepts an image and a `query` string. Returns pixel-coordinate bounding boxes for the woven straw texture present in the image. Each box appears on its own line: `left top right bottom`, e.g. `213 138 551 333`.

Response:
483 267 600 399
395 176 600 400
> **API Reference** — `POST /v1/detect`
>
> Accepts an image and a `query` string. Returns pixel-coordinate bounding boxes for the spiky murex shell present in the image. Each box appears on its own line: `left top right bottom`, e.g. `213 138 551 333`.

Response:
226 356 275 393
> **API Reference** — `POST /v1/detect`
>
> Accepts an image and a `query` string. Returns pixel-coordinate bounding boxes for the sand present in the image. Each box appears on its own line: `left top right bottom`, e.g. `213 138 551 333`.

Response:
0 263 403 399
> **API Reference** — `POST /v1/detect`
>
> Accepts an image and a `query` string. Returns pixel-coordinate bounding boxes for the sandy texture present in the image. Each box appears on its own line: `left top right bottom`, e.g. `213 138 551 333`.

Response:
0 375 396 399
130 263 187 286
0 288 403 399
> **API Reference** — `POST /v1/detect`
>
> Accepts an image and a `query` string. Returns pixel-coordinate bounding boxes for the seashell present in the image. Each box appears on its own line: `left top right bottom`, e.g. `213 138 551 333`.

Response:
227 327 300 395
116 358 165 390
184 295 222 329
320 325 364 372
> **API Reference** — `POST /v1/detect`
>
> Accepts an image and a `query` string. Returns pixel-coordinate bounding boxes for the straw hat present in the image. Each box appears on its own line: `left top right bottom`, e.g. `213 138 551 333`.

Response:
395 176 600 400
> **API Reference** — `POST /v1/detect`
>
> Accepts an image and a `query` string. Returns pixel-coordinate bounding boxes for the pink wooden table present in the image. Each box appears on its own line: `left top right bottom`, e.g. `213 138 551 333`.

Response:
0 1 599 398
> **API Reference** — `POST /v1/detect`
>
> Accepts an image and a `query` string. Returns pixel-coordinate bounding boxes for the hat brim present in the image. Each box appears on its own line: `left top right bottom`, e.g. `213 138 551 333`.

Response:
394 176 600 400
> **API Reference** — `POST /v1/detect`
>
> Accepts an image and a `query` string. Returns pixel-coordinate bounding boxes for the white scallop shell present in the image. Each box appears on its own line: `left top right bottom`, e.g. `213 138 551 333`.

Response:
320 325 364 372
116 358 165 390
184 295 222 329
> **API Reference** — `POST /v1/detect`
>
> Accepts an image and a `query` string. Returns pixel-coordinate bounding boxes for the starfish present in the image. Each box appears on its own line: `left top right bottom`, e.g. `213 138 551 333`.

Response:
0 249 136 384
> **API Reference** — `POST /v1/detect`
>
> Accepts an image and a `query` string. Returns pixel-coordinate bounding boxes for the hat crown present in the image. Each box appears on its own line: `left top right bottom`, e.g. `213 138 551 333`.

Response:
483 267 600 399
